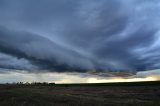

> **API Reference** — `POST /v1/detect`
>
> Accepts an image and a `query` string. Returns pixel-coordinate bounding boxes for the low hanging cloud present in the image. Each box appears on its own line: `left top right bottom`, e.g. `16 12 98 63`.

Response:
0 53 37 70
0 0 160 72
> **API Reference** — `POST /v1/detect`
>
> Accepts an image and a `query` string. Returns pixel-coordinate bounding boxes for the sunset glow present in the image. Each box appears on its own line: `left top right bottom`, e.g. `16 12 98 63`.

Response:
86 76 159 83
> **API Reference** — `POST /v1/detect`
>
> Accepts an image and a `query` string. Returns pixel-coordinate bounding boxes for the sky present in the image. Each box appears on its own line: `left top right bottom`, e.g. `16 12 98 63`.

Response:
0 0 160 83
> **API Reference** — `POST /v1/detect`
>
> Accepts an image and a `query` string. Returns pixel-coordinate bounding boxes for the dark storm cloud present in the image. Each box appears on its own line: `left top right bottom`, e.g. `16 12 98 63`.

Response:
0 0 160 72
0 27 95 71
0 52 37 70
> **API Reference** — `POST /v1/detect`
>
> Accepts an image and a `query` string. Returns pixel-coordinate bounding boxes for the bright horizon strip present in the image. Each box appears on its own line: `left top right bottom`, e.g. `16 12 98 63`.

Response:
86 76 158 84
0 70 160 84
55 76 159 84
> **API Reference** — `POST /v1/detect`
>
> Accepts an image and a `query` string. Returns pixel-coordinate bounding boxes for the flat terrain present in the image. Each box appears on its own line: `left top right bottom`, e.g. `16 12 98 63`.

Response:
0 82 160 106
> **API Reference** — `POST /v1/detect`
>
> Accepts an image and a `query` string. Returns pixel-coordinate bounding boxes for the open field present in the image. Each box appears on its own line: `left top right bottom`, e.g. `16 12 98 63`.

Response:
0 81 160 106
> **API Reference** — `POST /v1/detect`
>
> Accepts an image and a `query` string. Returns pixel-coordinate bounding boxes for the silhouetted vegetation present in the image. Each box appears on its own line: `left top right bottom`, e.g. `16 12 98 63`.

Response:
1 82 55 86
1 81 160 87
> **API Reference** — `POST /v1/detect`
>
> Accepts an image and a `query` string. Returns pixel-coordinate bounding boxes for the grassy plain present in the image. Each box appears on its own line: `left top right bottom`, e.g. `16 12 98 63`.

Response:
0 81 160 106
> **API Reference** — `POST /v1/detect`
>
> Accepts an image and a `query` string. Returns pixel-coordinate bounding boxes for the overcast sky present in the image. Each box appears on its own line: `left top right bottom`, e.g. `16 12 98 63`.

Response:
0 0 160 76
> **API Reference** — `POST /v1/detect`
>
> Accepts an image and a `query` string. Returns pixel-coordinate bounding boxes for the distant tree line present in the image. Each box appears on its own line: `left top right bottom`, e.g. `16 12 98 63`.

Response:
5 82 55 86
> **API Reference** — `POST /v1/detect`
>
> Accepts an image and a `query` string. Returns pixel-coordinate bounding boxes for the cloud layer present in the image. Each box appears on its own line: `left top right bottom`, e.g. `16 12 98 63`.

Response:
0 0 160 72
0 69 159 83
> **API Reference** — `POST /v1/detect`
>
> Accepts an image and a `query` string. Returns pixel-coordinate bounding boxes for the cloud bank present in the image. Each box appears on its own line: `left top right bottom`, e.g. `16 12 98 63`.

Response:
0 69 159 83
0 0 160 72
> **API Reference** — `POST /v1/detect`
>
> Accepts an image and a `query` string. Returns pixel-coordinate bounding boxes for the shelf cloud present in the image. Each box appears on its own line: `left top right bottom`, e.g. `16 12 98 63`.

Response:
0 0 160 73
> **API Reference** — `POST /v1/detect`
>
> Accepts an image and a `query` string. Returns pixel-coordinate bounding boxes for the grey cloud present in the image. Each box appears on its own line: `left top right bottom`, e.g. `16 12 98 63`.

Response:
0 26 96 71
0 53 37 70
0 0 160 72
136 69 160 77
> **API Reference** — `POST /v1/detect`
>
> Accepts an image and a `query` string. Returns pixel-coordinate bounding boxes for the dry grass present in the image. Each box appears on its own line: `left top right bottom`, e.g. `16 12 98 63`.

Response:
0 84 160 106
